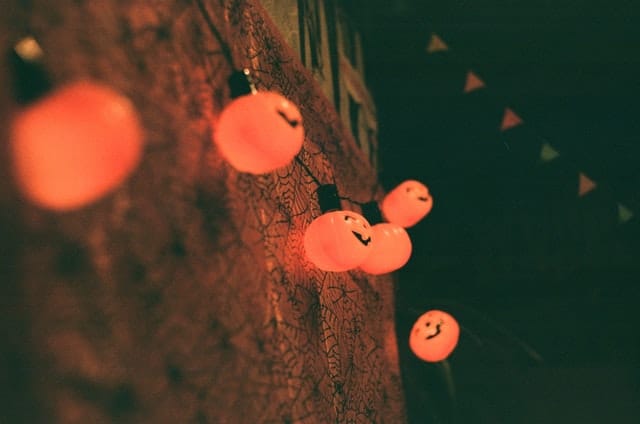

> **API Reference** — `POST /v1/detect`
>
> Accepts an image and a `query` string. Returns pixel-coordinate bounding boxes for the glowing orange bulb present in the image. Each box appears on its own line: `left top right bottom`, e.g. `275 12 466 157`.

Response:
409 310 460 362
304 211 373 272
10 81 143 211
214 91 304 174
381 180 433 228
359 223 412 275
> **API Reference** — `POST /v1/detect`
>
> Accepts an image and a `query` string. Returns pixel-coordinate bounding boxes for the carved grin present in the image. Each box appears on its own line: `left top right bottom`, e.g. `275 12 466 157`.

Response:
418 196 430 202
276 109 300 128
425 323 442 340
352 231 371 246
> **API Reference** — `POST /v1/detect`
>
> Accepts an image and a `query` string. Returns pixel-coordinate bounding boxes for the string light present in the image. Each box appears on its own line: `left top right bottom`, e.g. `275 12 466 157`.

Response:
409 310 460 362
304 185 374 272
381 180 433 228
213 69 304 174
9 37 143 211
358 202 412 275
359 222 412 275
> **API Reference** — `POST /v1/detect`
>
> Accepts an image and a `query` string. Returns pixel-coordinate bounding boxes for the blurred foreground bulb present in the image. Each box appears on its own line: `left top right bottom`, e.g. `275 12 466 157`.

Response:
214 70 304 174
409 310 460 362
381 180 433 228
11 81 143 211
304 211 373 272
359 223 412 275
8 36 143 211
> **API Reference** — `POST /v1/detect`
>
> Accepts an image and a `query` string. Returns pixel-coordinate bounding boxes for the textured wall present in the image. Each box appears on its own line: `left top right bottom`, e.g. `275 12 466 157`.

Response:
0 0 405 422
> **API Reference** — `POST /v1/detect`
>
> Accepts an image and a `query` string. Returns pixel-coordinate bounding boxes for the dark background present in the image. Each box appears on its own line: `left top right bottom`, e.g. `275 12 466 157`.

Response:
352 0 640 422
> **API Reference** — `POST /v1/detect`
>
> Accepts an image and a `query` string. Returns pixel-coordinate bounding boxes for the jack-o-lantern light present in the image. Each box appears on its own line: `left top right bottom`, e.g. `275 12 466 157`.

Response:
359 222 412 275
9 37 143 211
304 210 373 272
304 185 373 272
381 180 433 228
409 310 460 362
214 69 304 174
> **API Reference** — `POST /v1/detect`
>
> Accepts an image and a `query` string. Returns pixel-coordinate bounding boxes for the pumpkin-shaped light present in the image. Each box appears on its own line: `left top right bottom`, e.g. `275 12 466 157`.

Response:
381 180 433 228
409 310 460 362
304 210 373 272
214 91 304 174
359 223 412 275
10 81 143 211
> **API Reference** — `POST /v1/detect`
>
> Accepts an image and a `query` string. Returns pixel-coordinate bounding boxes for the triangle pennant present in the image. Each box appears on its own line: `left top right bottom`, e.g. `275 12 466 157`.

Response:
464 71 485 93
578 173 596 197
426 34 448 53
618 203 633 223
500 108 523 131
540 143 560 162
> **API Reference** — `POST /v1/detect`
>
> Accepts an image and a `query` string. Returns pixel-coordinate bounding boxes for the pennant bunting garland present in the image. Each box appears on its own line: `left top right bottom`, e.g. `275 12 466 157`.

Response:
540 143 560 162
618 203 633 223
578 173 596 197
426 34 448 53
500 108 523 131
435 30 630 228
464 71 485 93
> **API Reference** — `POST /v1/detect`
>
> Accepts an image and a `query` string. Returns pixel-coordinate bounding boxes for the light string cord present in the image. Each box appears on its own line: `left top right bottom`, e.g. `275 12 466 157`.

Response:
195 0 236 68
405 304 543 363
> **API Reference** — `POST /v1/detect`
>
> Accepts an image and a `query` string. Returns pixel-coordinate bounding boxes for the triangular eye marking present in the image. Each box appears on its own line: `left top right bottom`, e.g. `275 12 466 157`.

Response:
344 215 369 228
407 187 430 201
425 322 442 339
276 109 300 128
352 231 372 246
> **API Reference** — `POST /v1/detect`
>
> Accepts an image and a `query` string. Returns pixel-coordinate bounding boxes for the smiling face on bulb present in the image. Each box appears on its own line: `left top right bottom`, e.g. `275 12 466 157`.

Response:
214 91 304 174
409 310 460 362
304 210 373 272
381 180 433 228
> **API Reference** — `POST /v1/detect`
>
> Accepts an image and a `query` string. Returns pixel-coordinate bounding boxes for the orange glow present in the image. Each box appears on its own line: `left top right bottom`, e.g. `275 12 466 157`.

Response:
304 211 373 272
214 91 304 174
381 180 433 228
359 223 412 275
10 81 143 211
409 310 460 362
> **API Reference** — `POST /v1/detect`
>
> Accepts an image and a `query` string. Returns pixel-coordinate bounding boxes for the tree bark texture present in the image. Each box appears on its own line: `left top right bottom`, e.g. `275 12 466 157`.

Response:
0 0 406 422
